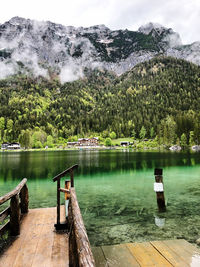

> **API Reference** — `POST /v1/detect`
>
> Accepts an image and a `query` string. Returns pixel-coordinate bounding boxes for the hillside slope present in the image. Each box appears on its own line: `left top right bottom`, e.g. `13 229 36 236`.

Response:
0 57 200 145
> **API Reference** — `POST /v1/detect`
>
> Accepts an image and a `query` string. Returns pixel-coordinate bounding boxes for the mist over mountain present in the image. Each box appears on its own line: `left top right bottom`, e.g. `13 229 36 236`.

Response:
0 17 200 82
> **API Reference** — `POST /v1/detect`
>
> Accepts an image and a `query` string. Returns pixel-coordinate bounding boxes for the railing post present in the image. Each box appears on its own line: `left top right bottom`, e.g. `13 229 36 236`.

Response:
10 194 21 235
154 168 166 212
57 178 61 225
65 180 71 223
20 184 29 213
65 180 71 200
70 169 74 187
53 165 78 230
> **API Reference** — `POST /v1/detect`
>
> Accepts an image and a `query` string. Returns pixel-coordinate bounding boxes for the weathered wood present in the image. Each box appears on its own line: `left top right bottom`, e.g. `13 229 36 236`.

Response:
0 207 10 222
65 180 70 219
102 244 140 267
53 164 78 182
92 247 107 267
0 178 27 205
70 188 95 267
163 239 200 264
154 168 166 212
20 184 29 213
10 194 21 236
57 178 60 225
126 242 172 266
150 240 189 266
65 180 71 200
70 169 74 187
0 207 69 267
59 188 70 194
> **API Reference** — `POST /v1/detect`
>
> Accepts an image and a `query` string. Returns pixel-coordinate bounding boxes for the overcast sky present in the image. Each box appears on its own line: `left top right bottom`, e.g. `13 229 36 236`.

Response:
1 0 199 44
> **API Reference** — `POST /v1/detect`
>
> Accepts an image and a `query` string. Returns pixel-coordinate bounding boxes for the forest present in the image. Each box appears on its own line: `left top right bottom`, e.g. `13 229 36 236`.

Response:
0 56 200 148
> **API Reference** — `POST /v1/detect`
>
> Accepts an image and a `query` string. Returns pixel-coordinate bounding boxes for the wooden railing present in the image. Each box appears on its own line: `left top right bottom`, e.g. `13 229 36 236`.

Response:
53 164 78 230
53 165 95 267
69 188 95 267
0 178 29 236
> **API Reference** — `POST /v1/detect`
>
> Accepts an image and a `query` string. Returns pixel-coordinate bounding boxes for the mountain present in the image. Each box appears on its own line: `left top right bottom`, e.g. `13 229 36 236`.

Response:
0 17 200 82
0 57 200 145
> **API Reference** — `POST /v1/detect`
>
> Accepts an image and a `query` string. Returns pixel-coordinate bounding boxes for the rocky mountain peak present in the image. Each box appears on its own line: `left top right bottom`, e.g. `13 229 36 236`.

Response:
0 17 199 82
138 22 166 35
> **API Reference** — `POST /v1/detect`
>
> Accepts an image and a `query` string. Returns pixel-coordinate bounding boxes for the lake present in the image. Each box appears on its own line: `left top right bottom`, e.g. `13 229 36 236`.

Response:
1 150 200 246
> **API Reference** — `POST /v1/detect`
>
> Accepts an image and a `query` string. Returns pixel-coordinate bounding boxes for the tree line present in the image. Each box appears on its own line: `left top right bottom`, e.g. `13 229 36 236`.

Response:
0 56 200 148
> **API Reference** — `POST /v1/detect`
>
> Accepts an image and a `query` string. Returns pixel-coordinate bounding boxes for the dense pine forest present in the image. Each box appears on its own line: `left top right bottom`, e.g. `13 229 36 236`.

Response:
0 56 200 148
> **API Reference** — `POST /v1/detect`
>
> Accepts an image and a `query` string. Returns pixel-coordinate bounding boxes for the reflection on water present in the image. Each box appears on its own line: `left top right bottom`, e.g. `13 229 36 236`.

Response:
1 150 200 246
154 216 165 228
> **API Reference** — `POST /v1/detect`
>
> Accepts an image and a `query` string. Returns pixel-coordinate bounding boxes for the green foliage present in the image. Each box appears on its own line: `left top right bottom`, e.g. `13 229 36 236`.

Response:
46 135 54 148
109 131 117 139
139 126 146 140
0 57 200 146
189 131 194 146
19 129 32 148
180 133 187 148
150 127 154 138
105 137 112 146
34 141 43 148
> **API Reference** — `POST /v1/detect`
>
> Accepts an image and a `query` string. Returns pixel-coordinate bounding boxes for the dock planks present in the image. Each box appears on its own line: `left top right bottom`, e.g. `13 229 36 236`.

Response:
0 206 68 267
2 206 200 267
92 239 200 267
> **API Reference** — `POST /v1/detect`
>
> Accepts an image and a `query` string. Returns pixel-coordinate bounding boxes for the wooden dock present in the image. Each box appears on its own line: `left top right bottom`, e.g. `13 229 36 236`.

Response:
0 206 69 267
1 167 200 267
92 239 200 267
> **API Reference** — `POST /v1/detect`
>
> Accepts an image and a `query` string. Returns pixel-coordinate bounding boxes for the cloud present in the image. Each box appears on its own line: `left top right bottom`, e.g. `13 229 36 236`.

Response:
0 0 200 44
59 63 84 83
0 61 16 79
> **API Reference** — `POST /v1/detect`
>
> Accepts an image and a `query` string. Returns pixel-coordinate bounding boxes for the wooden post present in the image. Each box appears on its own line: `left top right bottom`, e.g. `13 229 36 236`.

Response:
70 188 95 267
154 168 166 212
20 184 29 213
70 169 74 187
65 180 71 223
65 180 71 200
10 194 21 235
57 178 61 225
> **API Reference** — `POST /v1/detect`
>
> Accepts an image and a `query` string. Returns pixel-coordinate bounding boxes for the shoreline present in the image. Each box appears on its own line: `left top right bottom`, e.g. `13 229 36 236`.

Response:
0 146 198 153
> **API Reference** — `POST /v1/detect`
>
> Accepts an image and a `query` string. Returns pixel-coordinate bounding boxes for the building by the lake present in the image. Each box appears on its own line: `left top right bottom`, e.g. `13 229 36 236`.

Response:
67 137 99 147
1 142 21 150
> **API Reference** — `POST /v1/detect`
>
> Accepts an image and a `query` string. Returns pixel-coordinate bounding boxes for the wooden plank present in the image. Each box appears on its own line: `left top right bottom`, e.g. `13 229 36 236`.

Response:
163 240 200 265
92 247 107 267
12 208 52 267
126 242 172 266
51 231 69 267
0 210 37 266
170 239 200 255
0 207 69 267
31 208 55 267
151 240 189 266
102 244 140 267
0 178 27 205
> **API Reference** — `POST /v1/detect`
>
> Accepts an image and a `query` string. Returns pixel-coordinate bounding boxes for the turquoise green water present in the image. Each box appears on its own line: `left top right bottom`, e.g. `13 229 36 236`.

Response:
1 150 200 246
